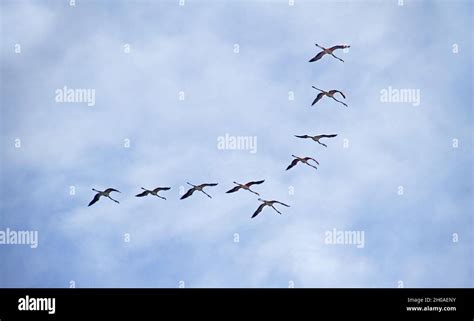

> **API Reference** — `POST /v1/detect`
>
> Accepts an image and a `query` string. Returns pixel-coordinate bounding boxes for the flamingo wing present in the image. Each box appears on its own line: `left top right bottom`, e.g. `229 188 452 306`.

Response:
306 157 320 165
180 188 196 200
329 90 346 99
154 187 171 192
309 51 326 62
226 186 241 194
319 134 337 138
312 93 325 106
251 203 266 218
201 183 218 187
135 190 150 197
88 194 101 206
247 180 265 186
329 45 348 51
104 188 120 194
286 158 300 171
295 135 310 139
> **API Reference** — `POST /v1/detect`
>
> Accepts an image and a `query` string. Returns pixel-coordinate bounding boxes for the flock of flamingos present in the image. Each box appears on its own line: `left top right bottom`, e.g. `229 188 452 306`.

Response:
88 43 351 218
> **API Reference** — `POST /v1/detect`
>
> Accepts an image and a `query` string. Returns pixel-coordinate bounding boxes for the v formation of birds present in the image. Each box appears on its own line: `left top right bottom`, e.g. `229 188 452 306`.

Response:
89 43 350 219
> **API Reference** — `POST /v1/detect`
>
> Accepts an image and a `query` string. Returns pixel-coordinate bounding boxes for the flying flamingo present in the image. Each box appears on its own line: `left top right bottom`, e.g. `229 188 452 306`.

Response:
309 44 350 63
135 187 171 200
312 86 347 107
226 180 265 196
294 134 337 147
252 199 290 218
286 155 319 171
88 188 121 206
181 182 218 200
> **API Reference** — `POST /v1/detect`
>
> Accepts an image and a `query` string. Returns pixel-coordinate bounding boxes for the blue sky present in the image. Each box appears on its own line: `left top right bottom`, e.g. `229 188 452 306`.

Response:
0 0 472 288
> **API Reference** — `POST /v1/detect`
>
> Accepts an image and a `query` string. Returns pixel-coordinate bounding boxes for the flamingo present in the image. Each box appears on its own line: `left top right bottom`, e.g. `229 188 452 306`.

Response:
181 182 218 200
309 44 350 63
226 180 265 196
252 199 290 218
135 187 171 200
286 155 319 171
88 188 121 206
294 134 337 147
312 86 347 107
